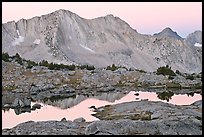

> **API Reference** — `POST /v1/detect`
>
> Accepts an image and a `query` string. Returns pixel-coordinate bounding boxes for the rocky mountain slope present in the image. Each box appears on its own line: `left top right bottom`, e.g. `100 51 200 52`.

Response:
2 9 202 73
185 30 202 47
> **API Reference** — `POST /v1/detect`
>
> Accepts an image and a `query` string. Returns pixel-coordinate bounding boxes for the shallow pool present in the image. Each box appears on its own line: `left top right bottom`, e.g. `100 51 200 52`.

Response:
2 90 202 129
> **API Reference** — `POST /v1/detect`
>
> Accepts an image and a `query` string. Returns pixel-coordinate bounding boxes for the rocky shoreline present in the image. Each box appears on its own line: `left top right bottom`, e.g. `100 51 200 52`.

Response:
2 60 202 108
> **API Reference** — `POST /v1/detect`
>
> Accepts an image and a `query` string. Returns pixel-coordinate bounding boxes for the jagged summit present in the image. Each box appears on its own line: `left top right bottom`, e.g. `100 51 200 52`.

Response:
2 9 202 73
154 27 183 39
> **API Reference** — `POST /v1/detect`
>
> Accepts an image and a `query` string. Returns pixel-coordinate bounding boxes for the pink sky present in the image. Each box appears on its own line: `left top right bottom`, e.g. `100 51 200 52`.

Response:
2 2 202 38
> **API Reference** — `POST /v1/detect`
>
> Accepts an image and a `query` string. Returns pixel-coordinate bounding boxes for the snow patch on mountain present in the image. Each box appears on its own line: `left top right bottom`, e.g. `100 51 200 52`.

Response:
80 44 95 53
12 36 24 46
194 43 202 47
17 30 20 36
33 39 41 45
12 29 25 46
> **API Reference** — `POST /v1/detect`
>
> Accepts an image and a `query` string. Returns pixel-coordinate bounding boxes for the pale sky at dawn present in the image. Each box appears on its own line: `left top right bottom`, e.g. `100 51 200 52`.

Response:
2 2 202 38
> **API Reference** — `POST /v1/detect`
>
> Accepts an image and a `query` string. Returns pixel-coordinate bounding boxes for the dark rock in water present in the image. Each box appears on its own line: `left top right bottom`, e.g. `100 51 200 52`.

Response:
13 107 31 115
134 93 139 96
32 103 42 110
14 108 21 115
31 107 36 111
20 107 31 113
73 117 86 123
89 106 97 109
61 117 67 122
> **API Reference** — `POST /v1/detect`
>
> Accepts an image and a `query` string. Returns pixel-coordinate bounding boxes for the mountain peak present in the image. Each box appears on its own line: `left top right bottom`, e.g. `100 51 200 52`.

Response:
52 9 74 16
2 10 201 73
106 14 115 18
154 27 183 39
162 27 173 32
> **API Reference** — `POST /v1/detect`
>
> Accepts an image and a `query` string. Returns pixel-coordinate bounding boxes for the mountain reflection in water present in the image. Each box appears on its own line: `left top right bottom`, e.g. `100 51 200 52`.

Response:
2 90 202 129
41 91 128 109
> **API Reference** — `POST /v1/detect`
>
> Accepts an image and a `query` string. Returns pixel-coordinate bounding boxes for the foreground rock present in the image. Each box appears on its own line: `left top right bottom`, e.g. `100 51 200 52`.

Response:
2 100 202 135
2 120 89 135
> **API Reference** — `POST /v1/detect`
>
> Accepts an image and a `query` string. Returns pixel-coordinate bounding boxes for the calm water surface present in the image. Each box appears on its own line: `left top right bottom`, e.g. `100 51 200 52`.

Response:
2 91 202 129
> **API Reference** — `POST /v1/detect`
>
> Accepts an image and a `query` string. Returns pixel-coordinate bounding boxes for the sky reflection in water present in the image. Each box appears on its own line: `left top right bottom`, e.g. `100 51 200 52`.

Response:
2 91 202 129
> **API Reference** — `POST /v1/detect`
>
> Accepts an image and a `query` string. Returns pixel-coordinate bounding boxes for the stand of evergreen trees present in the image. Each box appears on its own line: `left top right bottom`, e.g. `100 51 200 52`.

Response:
2 52 95 71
